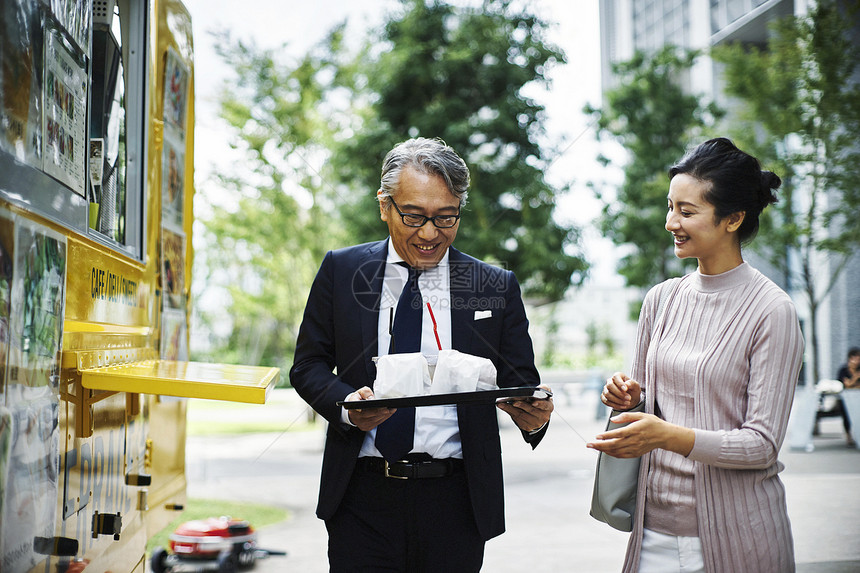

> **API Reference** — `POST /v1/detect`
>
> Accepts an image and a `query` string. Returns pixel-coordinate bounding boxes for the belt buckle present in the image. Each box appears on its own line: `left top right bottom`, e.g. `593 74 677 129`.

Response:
383 460 409 480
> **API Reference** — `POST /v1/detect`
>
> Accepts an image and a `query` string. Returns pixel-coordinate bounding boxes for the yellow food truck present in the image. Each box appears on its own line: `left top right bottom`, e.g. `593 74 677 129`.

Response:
0 1 279 571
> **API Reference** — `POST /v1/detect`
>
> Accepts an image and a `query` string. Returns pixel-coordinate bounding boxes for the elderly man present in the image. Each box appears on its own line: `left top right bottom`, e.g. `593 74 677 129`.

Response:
290 137 552 572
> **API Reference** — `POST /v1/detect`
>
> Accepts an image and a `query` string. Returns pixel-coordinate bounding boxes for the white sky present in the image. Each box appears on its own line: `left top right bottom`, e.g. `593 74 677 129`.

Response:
183 0 625 286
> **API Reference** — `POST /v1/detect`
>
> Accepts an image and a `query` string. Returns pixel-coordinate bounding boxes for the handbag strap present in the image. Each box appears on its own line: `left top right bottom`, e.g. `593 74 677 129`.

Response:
650 278 681 418
652 278 679 338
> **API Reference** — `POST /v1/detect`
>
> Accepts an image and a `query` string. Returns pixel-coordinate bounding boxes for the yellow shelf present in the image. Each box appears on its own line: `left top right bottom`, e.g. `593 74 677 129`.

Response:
80 360 280 404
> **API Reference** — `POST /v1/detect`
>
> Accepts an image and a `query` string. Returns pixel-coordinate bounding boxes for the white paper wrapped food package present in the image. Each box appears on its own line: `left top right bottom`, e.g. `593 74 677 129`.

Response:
373 352 430 398
430 349 498 394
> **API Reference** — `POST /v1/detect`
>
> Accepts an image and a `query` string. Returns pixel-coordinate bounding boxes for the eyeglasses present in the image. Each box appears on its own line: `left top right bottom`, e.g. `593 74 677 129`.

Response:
389 198 461 228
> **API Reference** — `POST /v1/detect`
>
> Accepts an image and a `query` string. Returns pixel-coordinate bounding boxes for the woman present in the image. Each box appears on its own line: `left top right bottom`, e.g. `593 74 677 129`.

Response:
587 138 804 573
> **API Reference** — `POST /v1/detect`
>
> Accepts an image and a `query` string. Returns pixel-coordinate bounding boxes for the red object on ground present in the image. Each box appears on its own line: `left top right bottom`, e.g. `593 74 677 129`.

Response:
151 515 287 573
169 517 256 558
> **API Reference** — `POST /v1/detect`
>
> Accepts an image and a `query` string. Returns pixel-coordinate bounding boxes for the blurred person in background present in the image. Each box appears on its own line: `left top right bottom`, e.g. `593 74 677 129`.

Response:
836 347 860 446
838 347 860 391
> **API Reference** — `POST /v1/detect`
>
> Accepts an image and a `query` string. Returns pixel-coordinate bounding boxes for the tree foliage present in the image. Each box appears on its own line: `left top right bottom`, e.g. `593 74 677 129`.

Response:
195 29 350 371
585 46 723 290
712 0 860 381
196 0 591 372
333 0 587 301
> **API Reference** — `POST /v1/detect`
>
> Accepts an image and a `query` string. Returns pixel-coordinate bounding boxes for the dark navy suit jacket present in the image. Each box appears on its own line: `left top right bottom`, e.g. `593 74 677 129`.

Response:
289 239 545 541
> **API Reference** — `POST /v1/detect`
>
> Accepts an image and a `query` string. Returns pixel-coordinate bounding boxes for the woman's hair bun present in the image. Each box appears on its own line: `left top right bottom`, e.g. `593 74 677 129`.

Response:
759 170 781 208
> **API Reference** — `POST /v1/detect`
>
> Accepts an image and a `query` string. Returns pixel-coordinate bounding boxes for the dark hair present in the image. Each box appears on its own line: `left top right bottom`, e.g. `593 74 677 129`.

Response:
849 347 860 359
378 137 470 208
669 137 780 244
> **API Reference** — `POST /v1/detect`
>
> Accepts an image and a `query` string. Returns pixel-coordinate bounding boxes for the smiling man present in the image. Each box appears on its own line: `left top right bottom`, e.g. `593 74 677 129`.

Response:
290 137 553 572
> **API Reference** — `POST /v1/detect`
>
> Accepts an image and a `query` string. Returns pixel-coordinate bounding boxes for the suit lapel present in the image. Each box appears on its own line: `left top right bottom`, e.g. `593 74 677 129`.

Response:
449 248 475 354
355 240 388 385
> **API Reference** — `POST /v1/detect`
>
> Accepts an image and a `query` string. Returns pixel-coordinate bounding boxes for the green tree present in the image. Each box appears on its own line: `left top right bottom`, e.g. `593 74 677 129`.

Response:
194 30 350 372
195 0 594 370
713 0 860 382
585 46 723 293
333 0 587 301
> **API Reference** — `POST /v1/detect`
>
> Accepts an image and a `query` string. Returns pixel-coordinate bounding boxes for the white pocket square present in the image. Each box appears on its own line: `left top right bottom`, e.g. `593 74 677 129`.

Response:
474 310 492 321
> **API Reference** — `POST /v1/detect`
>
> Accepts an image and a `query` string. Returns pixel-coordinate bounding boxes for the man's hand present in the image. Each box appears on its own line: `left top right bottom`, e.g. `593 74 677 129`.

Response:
345 387 396 432
496 385 553 432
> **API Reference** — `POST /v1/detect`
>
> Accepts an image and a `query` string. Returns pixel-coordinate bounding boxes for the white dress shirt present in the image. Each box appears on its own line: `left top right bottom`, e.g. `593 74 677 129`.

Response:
354 238 463 459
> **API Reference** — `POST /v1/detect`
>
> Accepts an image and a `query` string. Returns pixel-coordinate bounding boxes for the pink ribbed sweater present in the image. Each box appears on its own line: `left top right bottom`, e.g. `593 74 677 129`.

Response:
622 263 804 573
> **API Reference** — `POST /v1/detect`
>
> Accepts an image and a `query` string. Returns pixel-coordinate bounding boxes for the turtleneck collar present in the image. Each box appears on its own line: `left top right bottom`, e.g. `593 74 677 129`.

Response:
691 262 753 293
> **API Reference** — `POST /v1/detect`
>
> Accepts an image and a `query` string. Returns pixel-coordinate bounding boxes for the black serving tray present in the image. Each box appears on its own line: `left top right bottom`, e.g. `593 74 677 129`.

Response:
337 387 551 409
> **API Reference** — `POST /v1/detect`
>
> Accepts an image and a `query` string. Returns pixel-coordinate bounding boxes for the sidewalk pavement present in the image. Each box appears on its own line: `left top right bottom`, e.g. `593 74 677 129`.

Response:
183 388 860 572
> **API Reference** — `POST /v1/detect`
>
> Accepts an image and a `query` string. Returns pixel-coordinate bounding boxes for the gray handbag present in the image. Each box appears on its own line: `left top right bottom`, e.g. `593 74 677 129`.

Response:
588 279 676 532
588 401 644 532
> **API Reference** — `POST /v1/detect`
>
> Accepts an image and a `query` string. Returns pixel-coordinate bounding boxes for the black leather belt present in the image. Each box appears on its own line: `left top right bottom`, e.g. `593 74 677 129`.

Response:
357 456 465 480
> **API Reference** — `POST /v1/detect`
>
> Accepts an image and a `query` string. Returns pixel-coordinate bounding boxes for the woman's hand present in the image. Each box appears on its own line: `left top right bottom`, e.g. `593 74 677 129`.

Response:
586 412 695 458
601 372 642 410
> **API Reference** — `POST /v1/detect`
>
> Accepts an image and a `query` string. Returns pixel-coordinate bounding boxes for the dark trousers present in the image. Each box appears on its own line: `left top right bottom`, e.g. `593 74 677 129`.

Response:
326 461 485 573
815 395 851 433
